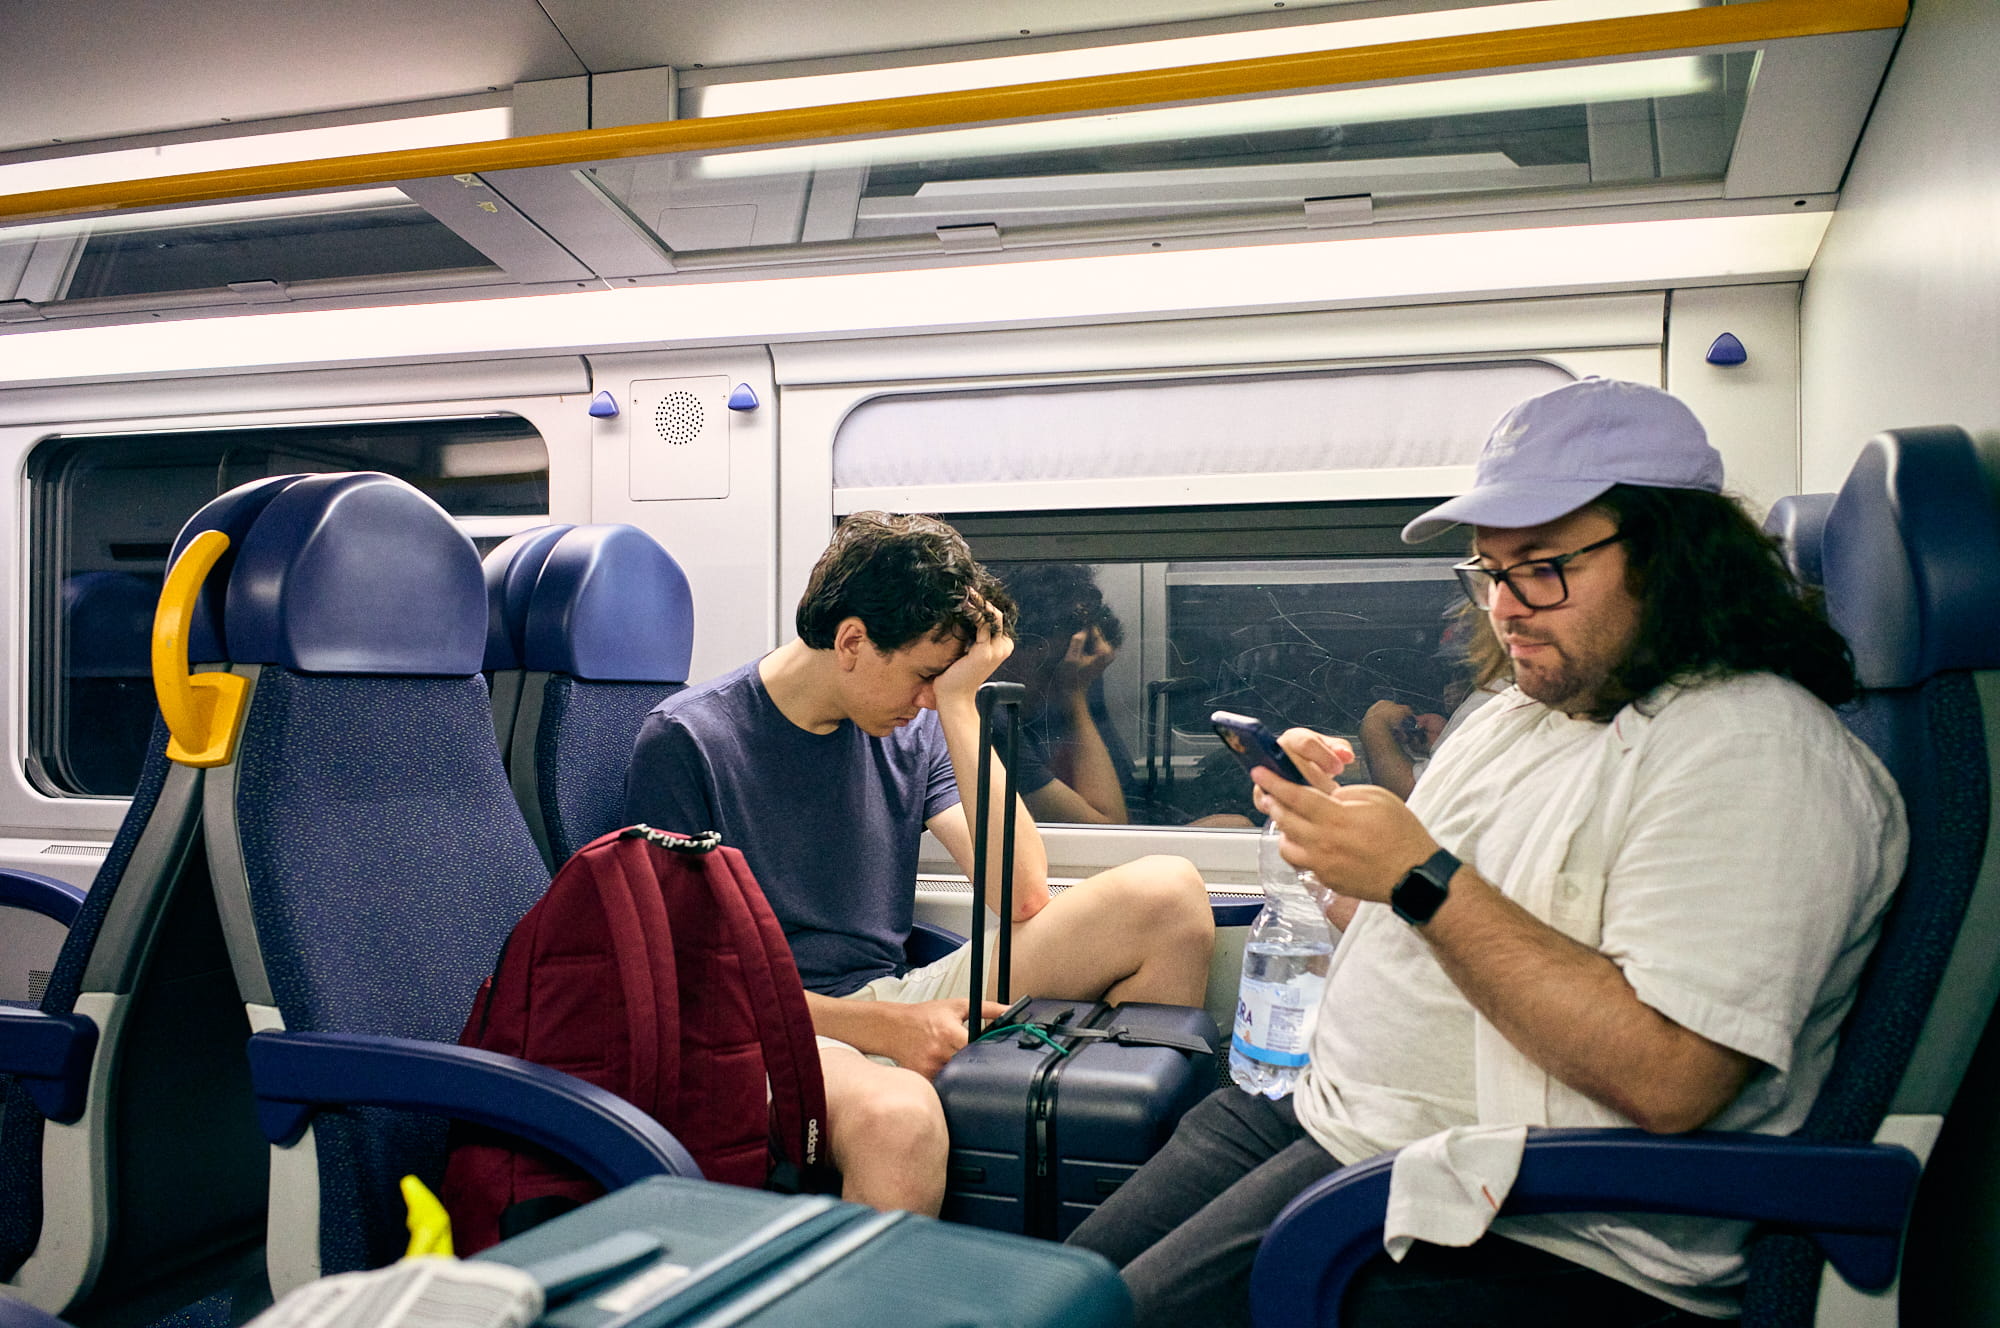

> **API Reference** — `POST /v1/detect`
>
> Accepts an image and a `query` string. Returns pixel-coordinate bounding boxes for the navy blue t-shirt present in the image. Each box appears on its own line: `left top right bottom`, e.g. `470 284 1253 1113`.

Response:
623 659 962 995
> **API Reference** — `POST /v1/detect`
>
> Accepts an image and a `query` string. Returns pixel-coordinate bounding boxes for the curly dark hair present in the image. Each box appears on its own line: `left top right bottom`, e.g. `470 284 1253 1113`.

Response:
994 562 1125 655
795 511 1017 652
1582 483 1857 719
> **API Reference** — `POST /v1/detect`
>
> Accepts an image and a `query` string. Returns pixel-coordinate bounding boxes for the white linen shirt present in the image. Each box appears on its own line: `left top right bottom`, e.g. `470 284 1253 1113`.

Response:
1292 672 1907 1317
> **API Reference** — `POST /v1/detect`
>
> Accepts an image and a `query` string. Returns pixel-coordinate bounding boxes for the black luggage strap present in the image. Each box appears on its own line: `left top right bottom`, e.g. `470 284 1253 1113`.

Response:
621 824 722 854
1058 1025 1216 1056
969 999 1215 1058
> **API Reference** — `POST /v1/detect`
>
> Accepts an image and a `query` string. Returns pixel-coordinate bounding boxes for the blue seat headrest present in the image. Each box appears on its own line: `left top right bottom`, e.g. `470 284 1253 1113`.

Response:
1822 426 2000 689
225 472 486 675
522 525 694 683
167 473 313 663
1761 492 1836 589
481 524 574 671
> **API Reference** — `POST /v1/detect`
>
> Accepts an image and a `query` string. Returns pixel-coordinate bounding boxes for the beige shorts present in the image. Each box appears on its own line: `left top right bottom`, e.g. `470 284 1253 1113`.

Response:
814 933 1001 1063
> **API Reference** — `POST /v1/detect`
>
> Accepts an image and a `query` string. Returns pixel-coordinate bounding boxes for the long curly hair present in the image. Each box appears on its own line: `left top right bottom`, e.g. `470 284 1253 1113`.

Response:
1584 483 1857 719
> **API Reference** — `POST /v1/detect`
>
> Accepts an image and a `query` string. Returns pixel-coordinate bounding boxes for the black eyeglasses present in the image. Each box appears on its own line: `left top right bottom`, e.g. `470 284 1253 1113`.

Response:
1453 532 1625 611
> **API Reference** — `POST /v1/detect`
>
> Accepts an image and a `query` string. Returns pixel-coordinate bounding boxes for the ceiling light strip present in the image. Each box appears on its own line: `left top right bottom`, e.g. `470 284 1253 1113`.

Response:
0 212 1831 385
0 0 1905 228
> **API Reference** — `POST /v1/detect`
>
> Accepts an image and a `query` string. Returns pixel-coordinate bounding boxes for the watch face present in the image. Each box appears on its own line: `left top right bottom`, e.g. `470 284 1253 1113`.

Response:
1391 852 1456 925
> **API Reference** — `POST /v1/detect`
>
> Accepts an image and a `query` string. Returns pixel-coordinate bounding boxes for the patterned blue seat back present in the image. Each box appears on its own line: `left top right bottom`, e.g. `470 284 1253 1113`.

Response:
1744 428 2000 1325
210 472 552 1276
515 525 693 867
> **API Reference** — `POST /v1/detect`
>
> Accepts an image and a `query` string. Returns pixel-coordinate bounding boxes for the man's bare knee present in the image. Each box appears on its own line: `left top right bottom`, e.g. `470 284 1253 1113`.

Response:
826 1061 948 1215
1117 855 1215 942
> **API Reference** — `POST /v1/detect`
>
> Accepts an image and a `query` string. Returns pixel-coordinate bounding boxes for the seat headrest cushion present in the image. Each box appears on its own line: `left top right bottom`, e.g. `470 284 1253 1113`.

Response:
481 524 573 672
169 473 313 663
225 473 486 675
522 525 693 683
1761 491 1836 590
1822 426 2000 689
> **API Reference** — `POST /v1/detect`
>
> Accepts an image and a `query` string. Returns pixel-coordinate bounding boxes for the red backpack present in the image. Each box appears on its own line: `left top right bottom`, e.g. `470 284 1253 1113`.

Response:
441 825 832 1252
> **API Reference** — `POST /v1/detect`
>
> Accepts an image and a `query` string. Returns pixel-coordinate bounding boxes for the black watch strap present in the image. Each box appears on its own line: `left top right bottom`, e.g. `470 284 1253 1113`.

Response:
1391 848 1460 926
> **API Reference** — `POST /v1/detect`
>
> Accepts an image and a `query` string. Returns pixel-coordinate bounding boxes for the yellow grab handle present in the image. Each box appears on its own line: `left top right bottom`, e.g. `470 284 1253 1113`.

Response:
401 1175 455 1259
151 529 250 768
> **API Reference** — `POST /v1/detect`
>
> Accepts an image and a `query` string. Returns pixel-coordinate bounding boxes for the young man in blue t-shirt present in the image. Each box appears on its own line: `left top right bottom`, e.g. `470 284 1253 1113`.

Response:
625 512 1215 1215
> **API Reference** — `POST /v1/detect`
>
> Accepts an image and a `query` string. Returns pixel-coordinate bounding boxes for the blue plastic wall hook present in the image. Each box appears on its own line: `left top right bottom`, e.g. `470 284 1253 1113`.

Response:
1705 333 1748 367
587 390 619 418
726 383 760 412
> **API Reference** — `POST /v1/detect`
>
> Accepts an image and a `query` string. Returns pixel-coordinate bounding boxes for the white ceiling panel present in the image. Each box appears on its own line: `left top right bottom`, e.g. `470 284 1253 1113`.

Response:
536 0 1378 74
0 0 586 153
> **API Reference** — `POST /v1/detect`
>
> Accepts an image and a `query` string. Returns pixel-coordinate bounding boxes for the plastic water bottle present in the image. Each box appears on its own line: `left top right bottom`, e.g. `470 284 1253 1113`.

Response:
1229 821 1335 1098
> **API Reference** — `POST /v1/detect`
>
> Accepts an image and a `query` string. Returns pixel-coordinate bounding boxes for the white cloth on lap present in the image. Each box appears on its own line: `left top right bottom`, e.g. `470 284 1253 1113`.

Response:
1384 1123 1529 1260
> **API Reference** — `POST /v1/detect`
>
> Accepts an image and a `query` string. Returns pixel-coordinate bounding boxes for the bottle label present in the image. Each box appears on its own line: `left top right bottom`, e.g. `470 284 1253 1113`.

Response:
1230 975 1323 1068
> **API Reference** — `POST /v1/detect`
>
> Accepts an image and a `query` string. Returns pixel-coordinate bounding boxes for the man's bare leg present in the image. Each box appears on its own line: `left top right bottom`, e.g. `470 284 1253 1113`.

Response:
1006 854 1213 1007
818 1042 949 1215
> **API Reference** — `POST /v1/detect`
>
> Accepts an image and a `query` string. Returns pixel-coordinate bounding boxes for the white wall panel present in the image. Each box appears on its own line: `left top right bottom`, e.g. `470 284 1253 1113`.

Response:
1663 283 1801 519
1799 0 2000 490
584 348 779 684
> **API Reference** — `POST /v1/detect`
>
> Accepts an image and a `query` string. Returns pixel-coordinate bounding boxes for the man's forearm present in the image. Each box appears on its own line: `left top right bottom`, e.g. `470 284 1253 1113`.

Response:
1356 718 1416 802
1419 867 1755 1132
1046 691 1129 822
803 990 893 1054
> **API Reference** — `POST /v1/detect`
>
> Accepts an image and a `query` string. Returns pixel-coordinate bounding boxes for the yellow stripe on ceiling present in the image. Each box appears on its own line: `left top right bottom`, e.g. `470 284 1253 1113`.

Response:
0 0 1907 226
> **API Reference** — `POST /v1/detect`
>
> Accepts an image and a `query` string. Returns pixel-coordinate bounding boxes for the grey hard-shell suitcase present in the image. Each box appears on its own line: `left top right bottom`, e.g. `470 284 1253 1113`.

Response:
478 1175 1133 1328
934 682 1220 1238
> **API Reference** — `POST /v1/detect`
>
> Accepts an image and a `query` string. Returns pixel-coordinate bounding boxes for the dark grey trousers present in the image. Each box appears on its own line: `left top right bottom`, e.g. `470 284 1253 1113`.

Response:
1066 1087 1724 1327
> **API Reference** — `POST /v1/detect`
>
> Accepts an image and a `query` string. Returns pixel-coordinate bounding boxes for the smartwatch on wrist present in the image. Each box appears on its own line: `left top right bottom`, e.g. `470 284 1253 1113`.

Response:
1391 848 1460 926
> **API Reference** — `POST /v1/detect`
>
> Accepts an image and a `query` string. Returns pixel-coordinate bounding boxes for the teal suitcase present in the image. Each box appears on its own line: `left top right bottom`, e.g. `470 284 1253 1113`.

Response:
477 1176 1132 1328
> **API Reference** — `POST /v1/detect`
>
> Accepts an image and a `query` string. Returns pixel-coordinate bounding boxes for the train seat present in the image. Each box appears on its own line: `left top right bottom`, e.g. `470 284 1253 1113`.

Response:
199 473 694 1295
1251 425 2000 1328
0 475 307 1319
479 523 574 764
507 523 693 869
1763 491 1838 588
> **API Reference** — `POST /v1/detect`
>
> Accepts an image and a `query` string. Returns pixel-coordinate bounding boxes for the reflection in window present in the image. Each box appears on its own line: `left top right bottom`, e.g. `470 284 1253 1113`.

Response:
985 553 1485 827
28 417 549 797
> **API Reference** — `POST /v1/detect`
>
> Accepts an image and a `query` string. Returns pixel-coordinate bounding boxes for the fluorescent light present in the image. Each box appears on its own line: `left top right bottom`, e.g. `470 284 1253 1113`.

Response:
694 57 1712 179
0 212 1827 385
0 109 511 197
691 0 1704 117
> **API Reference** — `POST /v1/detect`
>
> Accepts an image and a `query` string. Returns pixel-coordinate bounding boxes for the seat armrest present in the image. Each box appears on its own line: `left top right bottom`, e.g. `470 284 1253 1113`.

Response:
1209 893 1263 927
246 1030 701 1191
0 1293 74 1328
0 1006 98 1123
906 921 966 969
1250 1127 1922 1328
0 869 87 928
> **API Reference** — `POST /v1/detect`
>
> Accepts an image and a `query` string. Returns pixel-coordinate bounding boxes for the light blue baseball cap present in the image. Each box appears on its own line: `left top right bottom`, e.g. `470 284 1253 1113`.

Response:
1402 378 1725 543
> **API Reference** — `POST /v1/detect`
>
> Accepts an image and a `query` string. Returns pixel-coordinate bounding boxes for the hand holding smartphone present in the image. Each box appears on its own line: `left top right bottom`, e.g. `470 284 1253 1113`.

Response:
1210 711 1307 784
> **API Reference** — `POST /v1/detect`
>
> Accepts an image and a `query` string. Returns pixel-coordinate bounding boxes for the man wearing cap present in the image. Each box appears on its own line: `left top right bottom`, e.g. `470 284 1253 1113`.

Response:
1068 379 1906 1326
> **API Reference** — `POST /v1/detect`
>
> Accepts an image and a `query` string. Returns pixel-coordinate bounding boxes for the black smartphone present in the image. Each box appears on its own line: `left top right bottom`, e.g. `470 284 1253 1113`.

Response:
1210 710 1307 783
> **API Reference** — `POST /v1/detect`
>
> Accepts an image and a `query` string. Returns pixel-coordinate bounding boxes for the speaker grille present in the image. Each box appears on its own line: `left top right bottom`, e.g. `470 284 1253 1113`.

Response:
654 390 705 446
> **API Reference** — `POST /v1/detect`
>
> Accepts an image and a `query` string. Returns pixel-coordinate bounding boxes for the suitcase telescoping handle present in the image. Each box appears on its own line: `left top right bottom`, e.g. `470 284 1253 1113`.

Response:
967 680 1026 1040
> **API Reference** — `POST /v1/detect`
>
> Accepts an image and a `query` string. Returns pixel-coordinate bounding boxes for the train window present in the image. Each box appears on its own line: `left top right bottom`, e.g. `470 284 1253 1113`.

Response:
957 503 1486 828
26 417 548 798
